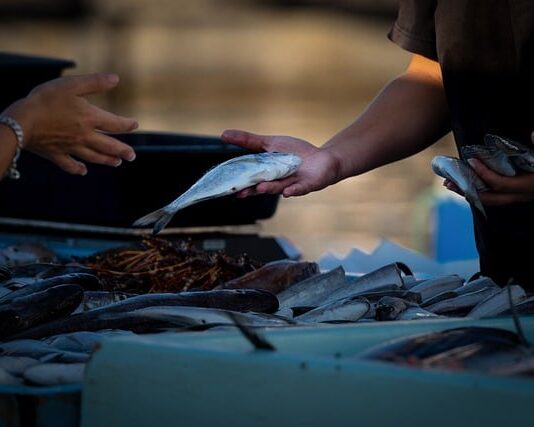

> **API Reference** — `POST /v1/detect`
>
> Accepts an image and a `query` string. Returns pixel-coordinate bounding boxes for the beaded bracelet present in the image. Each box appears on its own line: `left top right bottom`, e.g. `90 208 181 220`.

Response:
0 115 24 179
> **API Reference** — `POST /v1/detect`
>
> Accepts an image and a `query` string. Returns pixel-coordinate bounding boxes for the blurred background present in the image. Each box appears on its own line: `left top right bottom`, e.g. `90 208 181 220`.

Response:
0 0 459 260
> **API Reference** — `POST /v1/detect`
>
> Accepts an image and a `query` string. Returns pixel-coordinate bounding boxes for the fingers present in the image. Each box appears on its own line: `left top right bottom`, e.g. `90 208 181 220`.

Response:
60 73 121 96
91 105 138 133
442 179 464 196
70 146 122 167
468 158 534 193
88 132 136 161
283 183 309 197
46 153 87 176
221 129 272 152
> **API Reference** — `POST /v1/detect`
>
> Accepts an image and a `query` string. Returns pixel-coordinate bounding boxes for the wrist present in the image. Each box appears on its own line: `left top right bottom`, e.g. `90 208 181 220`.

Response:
3 98 35 148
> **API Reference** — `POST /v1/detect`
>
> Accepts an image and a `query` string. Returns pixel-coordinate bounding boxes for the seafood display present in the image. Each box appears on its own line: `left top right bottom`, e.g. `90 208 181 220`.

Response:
133 152 302 234
1 235 533 387
433 133 534 216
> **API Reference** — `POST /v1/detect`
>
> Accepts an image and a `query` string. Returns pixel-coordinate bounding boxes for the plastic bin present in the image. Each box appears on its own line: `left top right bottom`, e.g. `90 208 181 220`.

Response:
82 317 534 427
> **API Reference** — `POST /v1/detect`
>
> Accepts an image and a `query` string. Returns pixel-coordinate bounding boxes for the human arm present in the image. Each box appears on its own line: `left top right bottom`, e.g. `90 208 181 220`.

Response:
222 54 450 197
0 73 138 178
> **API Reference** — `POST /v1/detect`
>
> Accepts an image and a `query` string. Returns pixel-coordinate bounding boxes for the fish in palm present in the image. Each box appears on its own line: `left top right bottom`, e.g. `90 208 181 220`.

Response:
133 152 302 234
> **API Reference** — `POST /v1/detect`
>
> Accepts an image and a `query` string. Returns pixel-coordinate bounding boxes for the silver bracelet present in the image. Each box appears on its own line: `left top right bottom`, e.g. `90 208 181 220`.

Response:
0 115 24 180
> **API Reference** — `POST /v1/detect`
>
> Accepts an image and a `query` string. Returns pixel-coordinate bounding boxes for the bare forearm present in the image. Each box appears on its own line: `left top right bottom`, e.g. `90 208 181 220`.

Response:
323 61 450 181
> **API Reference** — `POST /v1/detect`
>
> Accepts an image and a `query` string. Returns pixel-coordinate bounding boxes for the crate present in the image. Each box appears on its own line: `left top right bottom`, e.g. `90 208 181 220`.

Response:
82 317 534 427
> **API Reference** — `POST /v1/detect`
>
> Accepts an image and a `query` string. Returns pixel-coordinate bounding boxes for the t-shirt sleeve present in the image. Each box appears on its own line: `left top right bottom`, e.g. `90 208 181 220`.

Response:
388 0 438 61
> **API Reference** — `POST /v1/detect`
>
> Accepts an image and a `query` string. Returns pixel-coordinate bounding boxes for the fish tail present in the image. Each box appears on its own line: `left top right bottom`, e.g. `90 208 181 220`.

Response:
466 192 487 219
133 206 176 235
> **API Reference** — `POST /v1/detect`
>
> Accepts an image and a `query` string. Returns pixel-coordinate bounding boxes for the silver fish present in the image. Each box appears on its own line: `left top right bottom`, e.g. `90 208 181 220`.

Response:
73 291 136 313
276 266 348 310
295 296 370 323
23 363 85 386
44 330 135 353
431 155 488 216
133 152 302 234
485 134 534 172
322 263 405 305
460 145 516 176
0 356 39 376
0 367 22 386
467 285 527 318
455 276 499 296
410 275 465 303
375 297 411 321
426 286 500 315
0 339 90 363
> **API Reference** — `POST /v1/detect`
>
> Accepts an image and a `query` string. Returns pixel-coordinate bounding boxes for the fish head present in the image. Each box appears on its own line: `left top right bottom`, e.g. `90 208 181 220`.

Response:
258 152 302 180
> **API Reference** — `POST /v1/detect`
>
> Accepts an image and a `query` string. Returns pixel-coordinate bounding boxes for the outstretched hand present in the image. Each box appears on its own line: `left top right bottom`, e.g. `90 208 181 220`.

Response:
221 129 341 197
4 73 138 175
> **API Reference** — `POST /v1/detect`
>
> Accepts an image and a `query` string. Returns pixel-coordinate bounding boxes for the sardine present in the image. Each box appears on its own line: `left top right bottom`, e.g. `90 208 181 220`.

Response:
460 145 516 176
0 284 84 339
23 363 85 386
276 266 347 309
431 155 488 216
217 260 320 294
426 287 500 315
295 296 370 323
467 285 527 318
485 134 534 172
410 275 464 303
133 152 302 234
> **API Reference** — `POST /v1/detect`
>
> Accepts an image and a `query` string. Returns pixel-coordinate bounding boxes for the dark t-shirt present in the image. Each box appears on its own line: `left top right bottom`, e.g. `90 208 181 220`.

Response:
388 0 534 289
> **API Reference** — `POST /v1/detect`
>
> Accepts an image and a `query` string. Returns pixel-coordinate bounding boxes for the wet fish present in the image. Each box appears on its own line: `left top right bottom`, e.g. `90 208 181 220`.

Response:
431 155 488 216
276 266 347 309
460 144 516 176
23 363 85 386
295 296 370 323
410 275 464 303
133 152 302 234
426 286 500 316
73 291 137 313
355 289 422 304
467 285 527 318
0 243 57 267
0 284 84 339
455 276 499 295
360 327 529 374
44 330 136 353
8 289 279 340
485 134 534 172
217 260 319 294
0 265 12 282
502 296 534 316
0 273 100 305
0 367 22 385
322 263 405 305
0 356 39 376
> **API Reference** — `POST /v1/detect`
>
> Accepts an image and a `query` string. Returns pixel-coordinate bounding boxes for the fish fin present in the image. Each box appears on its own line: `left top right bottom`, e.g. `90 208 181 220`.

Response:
132 206 176 234
226 312 276 351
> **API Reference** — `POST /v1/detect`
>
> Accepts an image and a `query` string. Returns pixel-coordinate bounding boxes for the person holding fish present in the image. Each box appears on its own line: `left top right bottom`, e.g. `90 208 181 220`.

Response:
0 72 138 180
220 1 534 289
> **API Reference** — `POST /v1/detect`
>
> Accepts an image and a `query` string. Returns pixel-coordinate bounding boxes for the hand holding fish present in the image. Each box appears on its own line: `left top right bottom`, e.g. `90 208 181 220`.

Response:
221 129 342 197
3 73 138 176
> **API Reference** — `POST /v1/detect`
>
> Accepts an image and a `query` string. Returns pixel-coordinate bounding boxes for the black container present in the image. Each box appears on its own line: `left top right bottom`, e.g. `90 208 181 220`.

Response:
0 132 280 228
0 52 75 111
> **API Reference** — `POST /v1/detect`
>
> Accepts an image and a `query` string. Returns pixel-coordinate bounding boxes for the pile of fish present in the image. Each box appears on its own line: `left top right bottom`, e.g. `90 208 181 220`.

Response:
432 133 534 217
1 237 533 387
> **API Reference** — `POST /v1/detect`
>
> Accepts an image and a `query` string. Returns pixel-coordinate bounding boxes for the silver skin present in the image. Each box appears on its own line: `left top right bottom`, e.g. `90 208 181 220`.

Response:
432 155 488 217
485 134 534 172
467 285 527 318
23 363 85 386
410 275 465 303
134 152 302 234
426 286 500 315
396 307 440 320
276 266 348 310
295 296 370 323
460 145 517 176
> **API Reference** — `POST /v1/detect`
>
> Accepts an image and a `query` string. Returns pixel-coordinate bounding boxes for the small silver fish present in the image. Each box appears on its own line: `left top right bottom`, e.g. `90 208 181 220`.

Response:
134 152 302 234
460 145 516 176
0 356 39 376
410 275 465 303
485 134 534 172
396 307 440 320
295 296 370 323
23 363 85 386
467 285 527 319
426 286 500 315
431 155 488 217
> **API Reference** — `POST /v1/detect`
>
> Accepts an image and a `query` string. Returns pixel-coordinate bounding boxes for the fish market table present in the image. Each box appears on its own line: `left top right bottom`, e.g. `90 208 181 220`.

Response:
82 317 534 427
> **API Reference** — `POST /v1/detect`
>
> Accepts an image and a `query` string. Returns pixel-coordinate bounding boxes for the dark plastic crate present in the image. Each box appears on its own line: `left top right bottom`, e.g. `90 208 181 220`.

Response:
0 132 280 228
